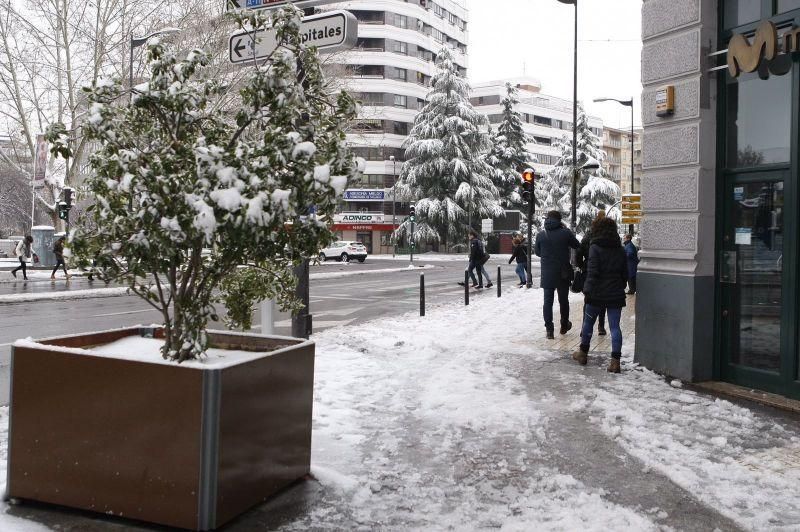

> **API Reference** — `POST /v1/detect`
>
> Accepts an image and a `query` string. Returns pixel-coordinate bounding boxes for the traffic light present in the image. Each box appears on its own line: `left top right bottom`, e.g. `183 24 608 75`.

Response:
521 168 535 202
409 204 415 222
63 187 73 209
58 202 68 220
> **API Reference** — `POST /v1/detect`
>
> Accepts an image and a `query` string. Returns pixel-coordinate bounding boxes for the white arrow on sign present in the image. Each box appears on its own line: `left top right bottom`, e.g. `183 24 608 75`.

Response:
227 0 341 13
229 10 358 65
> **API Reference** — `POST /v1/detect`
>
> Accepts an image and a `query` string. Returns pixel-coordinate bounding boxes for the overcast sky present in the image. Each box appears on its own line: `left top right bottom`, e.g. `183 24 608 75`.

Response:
464 0 642 130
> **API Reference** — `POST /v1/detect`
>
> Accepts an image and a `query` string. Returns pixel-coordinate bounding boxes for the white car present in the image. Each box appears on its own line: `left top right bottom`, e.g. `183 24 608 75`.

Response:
318 241 368 263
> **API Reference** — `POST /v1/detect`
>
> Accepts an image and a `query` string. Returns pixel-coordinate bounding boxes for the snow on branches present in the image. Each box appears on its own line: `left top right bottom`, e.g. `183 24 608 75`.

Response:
47 7 361 362
394 47 502 248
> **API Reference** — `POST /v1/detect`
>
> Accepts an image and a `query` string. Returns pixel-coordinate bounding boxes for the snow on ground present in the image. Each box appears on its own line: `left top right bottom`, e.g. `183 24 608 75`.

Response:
310 265 436 280
302 289 800 530
0 287 129 304
0 288 799 530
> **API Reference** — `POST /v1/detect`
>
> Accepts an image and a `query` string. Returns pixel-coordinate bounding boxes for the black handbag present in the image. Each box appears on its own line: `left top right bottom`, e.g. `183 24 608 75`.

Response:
480 253 490 265
571 268 586 293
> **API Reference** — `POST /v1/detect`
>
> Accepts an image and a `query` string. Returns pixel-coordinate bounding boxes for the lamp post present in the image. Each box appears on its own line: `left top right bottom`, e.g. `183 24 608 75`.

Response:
556 0 579 229
129 27 181 103
593 96 635 235
390 155 396 258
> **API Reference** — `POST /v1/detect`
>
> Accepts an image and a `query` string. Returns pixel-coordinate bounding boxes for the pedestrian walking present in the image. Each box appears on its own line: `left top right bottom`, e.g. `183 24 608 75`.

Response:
509 234 528 286
11 235 36 281
463 230 492 289
51 236 71 280
577 212 607 336
624 234 639 295
572 216 628 373
535 211 579 339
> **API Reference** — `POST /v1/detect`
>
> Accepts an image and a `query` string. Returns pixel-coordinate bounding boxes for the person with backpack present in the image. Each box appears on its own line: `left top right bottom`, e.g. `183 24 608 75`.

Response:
535 211 580 339
462 230 492 289
577 211 607 335
572 216 629 373
11 235 36 281
508 234 528 286
51 236 71 280
624 233 639 295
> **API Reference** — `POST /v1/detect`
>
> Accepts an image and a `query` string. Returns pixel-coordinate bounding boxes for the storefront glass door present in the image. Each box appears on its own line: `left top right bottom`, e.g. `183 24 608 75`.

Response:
720 177 785 383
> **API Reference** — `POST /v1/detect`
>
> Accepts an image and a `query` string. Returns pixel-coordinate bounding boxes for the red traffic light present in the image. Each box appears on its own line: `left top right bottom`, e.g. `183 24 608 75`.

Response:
521 168 535 184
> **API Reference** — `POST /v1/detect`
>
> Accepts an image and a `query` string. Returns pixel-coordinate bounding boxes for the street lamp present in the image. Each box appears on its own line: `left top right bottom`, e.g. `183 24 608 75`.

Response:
129 27 182 103
556 0 579 229
390 155 396 258
593 96 635 235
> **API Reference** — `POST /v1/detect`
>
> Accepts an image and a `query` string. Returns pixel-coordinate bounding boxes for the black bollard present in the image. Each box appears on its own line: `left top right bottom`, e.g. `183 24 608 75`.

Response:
420 273 426 316
497 266 501 297
464 270 469 306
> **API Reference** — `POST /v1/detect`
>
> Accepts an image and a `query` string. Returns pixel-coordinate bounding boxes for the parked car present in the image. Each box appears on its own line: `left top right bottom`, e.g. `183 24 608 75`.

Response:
319 241 368 263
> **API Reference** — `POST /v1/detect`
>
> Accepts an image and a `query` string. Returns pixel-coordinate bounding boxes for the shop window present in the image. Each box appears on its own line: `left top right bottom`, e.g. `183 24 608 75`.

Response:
726 71 791 168
778 0 800 12
724 0 761 28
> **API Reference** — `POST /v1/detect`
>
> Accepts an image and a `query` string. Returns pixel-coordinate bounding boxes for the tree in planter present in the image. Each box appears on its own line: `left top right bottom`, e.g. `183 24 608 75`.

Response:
47 7 361 361
485 83 535 210
393 47 501 248
539 105 619 233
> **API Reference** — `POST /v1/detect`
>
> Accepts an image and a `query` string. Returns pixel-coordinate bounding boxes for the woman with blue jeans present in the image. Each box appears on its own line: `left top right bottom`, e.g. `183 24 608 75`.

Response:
508 234 528 286
572 217 628 373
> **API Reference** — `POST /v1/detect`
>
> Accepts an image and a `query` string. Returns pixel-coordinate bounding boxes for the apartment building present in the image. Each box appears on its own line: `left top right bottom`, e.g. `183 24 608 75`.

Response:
325 0 469 254
470 77 604 178
601 126 642 196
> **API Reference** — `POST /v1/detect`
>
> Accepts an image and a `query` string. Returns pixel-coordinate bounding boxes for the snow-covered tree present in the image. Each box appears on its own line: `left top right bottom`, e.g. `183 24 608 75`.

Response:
394 47 501 248
485 83 535 209
539 106 619 234
47 7 361 362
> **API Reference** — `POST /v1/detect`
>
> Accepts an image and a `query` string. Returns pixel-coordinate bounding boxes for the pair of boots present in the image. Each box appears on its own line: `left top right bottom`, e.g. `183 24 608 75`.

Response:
546 320 572 340
571 347 621 373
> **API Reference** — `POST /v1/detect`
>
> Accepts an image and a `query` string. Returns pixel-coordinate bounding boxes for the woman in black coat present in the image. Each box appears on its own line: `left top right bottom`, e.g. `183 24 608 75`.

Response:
572 217 628 373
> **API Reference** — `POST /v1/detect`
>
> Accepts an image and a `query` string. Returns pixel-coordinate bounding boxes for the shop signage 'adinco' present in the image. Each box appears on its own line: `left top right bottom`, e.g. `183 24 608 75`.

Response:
728 20 799 78
334 213 385 223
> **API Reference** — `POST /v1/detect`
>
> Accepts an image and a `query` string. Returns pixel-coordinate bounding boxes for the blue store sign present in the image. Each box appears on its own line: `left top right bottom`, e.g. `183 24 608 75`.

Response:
343 189 386 201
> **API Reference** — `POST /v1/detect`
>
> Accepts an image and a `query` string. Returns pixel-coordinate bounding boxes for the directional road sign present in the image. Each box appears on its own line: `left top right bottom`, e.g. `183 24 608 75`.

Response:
621 193 642 224
227 0 339 12
229 10 357 65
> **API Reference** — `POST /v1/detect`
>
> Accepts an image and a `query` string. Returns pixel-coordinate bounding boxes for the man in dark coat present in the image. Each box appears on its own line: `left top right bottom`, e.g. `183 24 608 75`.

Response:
624 234 639 295
572 217 628 373
534 210 580 338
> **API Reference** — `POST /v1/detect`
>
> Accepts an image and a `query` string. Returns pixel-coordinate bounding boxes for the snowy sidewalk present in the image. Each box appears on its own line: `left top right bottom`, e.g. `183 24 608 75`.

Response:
0 289 799 530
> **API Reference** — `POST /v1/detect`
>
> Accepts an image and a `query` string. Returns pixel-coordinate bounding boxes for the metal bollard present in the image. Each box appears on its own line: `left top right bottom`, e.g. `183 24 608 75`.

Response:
497 266 501 297
464 270 469 306
420 273 426 316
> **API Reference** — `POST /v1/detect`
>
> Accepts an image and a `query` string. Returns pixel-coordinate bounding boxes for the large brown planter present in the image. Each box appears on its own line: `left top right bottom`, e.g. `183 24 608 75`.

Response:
6 326 315 530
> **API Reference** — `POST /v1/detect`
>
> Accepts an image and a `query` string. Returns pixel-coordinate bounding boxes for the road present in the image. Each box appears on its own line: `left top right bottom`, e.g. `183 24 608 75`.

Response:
0 257 536 404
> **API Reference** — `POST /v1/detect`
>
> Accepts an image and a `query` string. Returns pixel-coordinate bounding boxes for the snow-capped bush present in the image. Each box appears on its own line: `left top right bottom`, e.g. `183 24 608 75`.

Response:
47 7 360 362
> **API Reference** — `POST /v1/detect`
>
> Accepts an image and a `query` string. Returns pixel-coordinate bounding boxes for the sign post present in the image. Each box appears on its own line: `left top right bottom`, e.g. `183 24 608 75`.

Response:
621 193 642 234
229 10 357 65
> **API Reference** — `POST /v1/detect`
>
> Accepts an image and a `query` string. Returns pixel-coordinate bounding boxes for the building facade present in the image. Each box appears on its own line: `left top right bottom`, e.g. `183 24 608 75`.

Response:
638 0 800 400
326 0 469 254
470 78 604 178
601 126 642 196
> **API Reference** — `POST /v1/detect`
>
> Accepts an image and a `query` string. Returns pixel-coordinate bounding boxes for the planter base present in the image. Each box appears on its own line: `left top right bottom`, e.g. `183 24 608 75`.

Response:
7 327 315 530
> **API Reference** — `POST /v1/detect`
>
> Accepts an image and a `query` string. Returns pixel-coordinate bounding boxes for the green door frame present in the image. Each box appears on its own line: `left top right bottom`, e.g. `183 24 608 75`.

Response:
715 3 800 399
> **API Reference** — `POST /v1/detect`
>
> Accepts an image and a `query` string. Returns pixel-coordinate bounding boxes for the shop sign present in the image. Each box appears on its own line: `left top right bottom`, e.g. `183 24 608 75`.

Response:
334 224 397 231
727 20 798 78
343 189 386 201
334 212 385 223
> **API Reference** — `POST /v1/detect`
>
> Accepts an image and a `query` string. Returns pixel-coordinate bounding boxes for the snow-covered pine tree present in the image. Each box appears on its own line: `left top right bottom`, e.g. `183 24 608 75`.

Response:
46 7 361 362
393 47 501 248
539 105 619 234
486 83 535 210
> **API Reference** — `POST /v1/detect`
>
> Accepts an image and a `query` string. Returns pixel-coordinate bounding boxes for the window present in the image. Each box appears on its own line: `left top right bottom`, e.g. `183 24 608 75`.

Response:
725 70 791 167
489 114 503 124
394 94 407 108
394 14 408 28
351 119 383 133
779 0 800 12
552 119 562 129
392 68 408 81
724 0 761 28
533 136 552 146
393 41 408 55
392 122 409 135
533 115 552 127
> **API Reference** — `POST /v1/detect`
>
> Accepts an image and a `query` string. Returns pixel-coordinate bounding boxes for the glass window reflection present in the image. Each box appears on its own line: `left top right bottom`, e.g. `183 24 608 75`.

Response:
726 71 791 168
724 0 761 28
778 0 800 14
